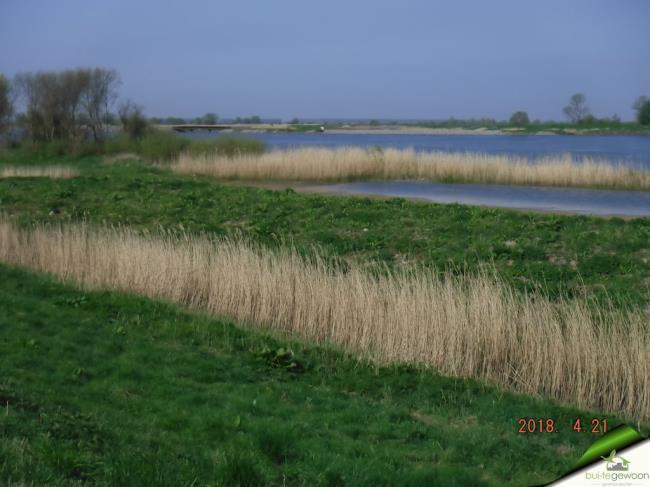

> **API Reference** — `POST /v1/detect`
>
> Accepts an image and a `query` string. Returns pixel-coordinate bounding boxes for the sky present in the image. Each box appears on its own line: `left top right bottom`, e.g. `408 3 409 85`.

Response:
1 0 649 121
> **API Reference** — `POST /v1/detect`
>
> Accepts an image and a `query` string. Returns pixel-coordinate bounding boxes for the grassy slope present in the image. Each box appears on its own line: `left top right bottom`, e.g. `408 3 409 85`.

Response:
0 263 632 486
0 157 648 308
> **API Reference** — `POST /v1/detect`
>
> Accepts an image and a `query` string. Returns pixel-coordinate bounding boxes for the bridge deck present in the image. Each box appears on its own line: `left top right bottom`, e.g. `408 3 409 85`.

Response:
170 124 233 132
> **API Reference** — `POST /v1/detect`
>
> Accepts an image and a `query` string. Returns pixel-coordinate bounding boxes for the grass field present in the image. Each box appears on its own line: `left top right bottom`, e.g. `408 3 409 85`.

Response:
0 150 648 484
173 148 650 190
1 262 640 486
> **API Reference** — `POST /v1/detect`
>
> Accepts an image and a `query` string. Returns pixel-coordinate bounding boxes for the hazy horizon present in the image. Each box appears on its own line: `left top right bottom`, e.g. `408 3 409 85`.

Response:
1 0 649 121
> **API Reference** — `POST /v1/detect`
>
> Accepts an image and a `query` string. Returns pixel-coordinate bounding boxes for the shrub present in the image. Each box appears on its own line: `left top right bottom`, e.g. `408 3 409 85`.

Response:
137 130 188 160
105 130 266 161
118 101 148 139
209 136 266 157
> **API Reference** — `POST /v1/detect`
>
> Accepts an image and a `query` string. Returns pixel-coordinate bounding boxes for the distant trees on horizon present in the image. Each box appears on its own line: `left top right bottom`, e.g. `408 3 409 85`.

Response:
634 96 650 125
509 111 530 127
1 67 650 144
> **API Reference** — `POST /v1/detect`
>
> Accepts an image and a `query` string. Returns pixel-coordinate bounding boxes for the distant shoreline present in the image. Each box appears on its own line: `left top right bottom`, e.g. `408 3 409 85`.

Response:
160 124 650 136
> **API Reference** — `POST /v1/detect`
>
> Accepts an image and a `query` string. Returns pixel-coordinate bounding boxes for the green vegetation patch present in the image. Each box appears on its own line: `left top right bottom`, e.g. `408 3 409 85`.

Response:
0 158 648 308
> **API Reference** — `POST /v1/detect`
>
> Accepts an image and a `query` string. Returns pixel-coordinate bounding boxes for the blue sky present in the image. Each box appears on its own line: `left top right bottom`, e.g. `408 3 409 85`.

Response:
1 0 648 120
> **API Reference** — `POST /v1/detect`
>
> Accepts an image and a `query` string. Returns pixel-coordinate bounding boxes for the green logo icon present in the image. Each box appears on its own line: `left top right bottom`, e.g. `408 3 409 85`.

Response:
600 449 631 471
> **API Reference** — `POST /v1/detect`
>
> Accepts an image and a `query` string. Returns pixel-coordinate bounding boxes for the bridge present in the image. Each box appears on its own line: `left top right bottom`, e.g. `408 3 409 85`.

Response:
168 123 325 133
170 124 235 133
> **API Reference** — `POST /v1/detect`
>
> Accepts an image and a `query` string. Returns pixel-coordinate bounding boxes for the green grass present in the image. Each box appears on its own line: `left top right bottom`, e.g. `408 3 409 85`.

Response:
0 157 648 308
1 262 636 486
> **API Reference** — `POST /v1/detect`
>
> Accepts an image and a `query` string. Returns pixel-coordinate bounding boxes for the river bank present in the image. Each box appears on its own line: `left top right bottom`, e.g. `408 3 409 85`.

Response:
161 123 650 136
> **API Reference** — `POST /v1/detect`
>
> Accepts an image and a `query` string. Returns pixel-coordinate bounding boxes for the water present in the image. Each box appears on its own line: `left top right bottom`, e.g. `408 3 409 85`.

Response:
185 131 650 168
311 181 650 217
184 130 650 215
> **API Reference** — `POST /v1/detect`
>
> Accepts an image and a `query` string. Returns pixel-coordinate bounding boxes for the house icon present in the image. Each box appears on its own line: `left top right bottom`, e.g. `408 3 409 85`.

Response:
601 450 631 471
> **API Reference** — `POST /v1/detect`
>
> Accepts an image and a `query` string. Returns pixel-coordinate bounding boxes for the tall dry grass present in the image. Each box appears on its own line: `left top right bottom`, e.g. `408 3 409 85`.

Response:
173 147 650 190
0 218 647 421
0 166 79 179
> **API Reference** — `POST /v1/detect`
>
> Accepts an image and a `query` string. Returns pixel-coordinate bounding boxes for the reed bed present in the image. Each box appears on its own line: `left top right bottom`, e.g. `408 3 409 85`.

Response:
0 165 79 179
173 147 650 190
0 218 647 421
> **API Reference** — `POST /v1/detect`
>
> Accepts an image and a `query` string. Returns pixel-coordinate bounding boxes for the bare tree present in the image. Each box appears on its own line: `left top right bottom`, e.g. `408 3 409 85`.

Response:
0 73 13 135
81 68 120 141
12 68 121 143
14 71 58 141
562 93 590 123
14 70 83 142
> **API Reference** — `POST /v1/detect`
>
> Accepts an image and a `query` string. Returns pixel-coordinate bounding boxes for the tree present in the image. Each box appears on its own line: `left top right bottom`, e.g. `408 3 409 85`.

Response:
633 96 648 112
633 96 650 124
638 100 650 125
0 74 13 135
118 100 147 139
80 68 120 141
509 111 530 127
562 93 590 123
201 112 218 124
13 67 120 143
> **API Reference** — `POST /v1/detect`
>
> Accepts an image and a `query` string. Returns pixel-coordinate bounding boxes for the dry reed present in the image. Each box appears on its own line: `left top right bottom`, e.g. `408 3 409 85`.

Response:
0 166 79 179
0 218 647 421
173 147 650 190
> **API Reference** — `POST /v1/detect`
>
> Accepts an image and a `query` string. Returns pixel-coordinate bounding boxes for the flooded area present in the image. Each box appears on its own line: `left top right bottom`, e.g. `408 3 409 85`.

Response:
306 180 650 216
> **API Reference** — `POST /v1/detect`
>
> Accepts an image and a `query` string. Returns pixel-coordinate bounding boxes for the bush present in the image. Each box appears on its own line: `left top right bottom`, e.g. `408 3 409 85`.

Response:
4 128 267 162
138 130 188 160
104 130 266 161
118 101 148 139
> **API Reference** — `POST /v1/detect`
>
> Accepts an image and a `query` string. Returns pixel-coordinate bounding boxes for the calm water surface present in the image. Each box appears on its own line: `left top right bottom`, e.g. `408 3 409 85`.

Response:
314 181 650 217
188 131 650 167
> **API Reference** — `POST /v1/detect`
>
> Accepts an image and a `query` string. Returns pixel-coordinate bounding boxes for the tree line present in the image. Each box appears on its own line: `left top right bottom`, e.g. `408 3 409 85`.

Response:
1 69 649 141
1 68 120 143
0 68 166 145
509 93 650 127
